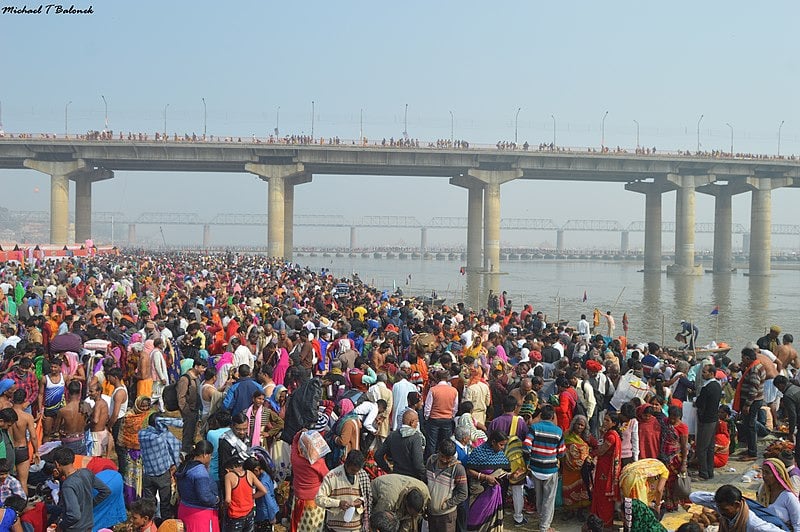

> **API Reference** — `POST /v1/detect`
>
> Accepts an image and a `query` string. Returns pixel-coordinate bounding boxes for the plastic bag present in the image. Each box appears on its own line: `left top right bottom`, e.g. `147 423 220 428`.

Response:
299 430 330 465
610 370 650 410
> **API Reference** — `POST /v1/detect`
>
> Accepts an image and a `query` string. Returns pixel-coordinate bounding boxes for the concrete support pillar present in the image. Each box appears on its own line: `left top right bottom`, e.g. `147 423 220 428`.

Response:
23 159 113 245
349 227 356 251
420 227 428 254
666 174 714 275
466 185 483 271
74 178 91 243
745 176 791 275
203 224 211 248
743 233 750 253
467 168 521 274
698 180 749 274
625 177 677 273
556 229 565 251
245 163 308 259
128 224 136 244
284 182 294 260
746 177 792 275
620 230 630 253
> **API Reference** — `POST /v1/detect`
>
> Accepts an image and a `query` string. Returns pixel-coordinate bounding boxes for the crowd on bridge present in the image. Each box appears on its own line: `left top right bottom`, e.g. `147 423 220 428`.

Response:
0 250 796 531
3 129 800 162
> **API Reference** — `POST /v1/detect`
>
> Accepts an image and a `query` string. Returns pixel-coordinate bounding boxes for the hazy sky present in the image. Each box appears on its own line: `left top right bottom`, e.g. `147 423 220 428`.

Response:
3 1 800 249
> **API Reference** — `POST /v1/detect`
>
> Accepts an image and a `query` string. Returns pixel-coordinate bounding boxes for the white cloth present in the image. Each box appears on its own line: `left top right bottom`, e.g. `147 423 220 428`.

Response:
767 490 800 530
233 345 254 370
689 492 785 532
391 379 418 430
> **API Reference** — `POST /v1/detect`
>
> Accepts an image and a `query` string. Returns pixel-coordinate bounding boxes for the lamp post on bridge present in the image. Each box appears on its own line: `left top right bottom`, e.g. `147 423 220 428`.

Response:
275 106 280 137
633 119 640 149
778 120 785 156
359 108 363 142
311 101 315 139
201 98 207 137
101 95 108 131
0 101 3 132
601 110 608 148
514 107 521 144
726 122 734 156
65 101 72 136
551 114 556 147
403 103 408 139
163 104 169 139
696 114 703 152
449 110 454 143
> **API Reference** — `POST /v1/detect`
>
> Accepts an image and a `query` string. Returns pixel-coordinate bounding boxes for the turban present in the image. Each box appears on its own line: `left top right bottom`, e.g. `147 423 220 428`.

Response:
0 379 15 395
586 360 603 373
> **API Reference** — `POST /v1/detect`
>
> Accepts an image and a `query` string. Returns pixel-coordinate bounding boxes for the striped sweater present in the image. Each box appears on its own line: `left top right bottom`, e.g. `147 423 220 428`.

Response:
315 465 372 532
524 420 566 475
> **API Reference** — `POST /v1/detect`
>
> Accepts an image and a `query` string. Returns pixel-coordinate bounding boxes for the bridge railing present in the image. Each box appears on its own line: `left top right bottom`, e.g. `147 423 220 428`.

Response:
2 132 797 162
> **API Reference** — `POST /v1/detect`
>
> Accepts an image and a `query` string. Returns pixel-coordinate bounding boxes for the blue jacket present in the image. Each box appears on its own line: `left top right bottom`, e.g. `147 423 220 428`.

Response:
255 472 279 522
175 460 219 509
223 377 265 416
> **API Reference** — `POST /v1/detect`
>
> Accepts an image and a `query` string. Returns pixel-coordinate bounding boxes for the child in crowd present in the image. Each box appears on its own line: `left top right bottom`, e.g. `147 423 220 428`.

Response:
129 498 157 532
244 455 279 531
224 457 267 531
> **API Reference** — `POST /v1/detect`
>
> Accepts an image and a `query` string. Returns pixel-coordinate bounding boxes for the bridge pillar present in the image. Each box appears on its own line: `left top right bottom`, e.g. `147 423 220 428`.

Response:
698 180 749 273
449 176 484 272
467 168 522 273
420 227 428 254
746 176 793 275
743 233 750 253
556 229 565 251
620 230 630 253
22 159 84 245
128 224 136 245
625 178 677 273
245 163 308 259
203 224 211 248
665 174 715 275
73 168 113 243
349 226 356 251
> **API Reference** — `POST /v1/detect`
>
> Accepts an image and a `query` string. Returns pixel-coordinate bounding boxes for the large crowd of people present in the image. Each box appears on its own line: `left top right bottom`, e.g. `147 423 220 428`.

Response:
0 251 796 531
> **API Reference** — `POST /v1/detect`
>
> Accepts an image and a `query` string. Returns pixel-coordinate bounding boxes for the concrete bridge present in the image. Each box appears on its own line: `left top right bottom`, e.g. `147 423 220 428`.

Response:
2 137 799 276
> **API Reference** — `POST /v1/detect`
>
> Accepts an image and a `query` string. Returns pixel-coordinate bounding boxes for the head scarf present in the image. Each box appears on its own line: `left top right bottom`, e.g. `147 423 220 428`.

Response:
466 441 510 470
586 360 603 373
759 457 796 507
216 351 233 371
268 384 287 412
339 398 355 417
143 339 155 355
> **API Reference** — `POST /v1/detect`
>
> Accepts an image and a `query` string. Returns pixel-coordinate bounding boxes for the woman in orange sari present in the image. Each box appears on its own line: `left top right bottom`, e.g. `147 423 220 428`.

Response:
590 412 622 527
562 415 597 511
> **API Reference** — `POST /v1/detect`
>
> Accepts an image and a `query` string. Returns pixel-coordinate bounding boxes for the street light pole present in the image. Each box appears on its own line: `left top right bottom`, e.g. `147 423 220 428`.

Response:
201 98 207 137
359 108 363 141
726 122 734 156
550 114 556 147
449 110 454 143
311 101 315 139
403 103 408 138
696 114 704 152
778 120 785 156
601 111 608 148
633 119 640 149
101 95 108 131
163 104 169 138
65 101 72 136
514 107 521 144
275 106 280 136
0 101 3 131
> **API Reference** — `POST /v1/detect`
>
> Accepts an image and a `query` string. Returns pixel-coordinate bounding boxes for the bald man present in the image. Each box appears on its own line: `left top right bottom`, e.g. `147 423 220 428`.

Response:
375 409 426 482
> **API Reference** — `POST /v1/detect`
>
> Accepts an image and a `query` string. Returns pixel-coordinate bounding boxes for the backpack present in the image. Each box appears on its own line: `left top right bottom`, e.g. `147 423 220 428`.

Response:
504 415 528 485
574 381 591 418
163 374 189 412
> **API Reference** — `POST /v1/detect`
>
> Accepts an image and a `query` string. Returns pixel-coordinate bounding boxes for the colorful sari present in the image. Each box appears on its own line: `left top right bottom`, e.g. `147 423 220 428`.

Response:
623 497 666 532
120 396 153 506
619 458 670 506
660 419 688 510
290 498 325 532
591 429 621 526
465 443 509 532
562 432 592 509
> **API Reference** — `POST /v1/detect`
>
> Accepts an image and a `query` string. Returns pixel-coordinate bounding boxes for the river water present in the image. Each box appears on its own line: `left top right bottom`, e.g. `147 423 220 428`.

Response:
297 256 800 352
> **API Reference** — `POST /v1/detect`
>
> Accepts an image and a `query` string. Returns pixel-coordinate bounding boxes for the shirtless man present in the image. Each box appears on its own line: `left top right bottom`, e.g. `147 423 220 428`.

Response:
54 381 90 455
87 382 110 457
776 334 798 377
756 346 782 421
10 389 37 494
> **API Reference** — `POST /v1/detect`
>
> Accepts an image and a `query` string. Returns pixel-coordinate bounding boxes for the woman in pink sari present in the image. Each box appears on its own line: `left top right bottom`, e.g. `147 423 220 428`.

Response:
272 346 290 386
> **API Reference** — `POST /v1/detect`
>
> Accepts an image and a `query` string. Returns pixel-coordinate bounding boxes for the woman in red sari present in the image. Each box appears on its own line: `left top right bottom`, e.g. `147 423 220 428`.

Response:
661 405 689 511
637 404 661 460
554 375 578 434
591 412 622 528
